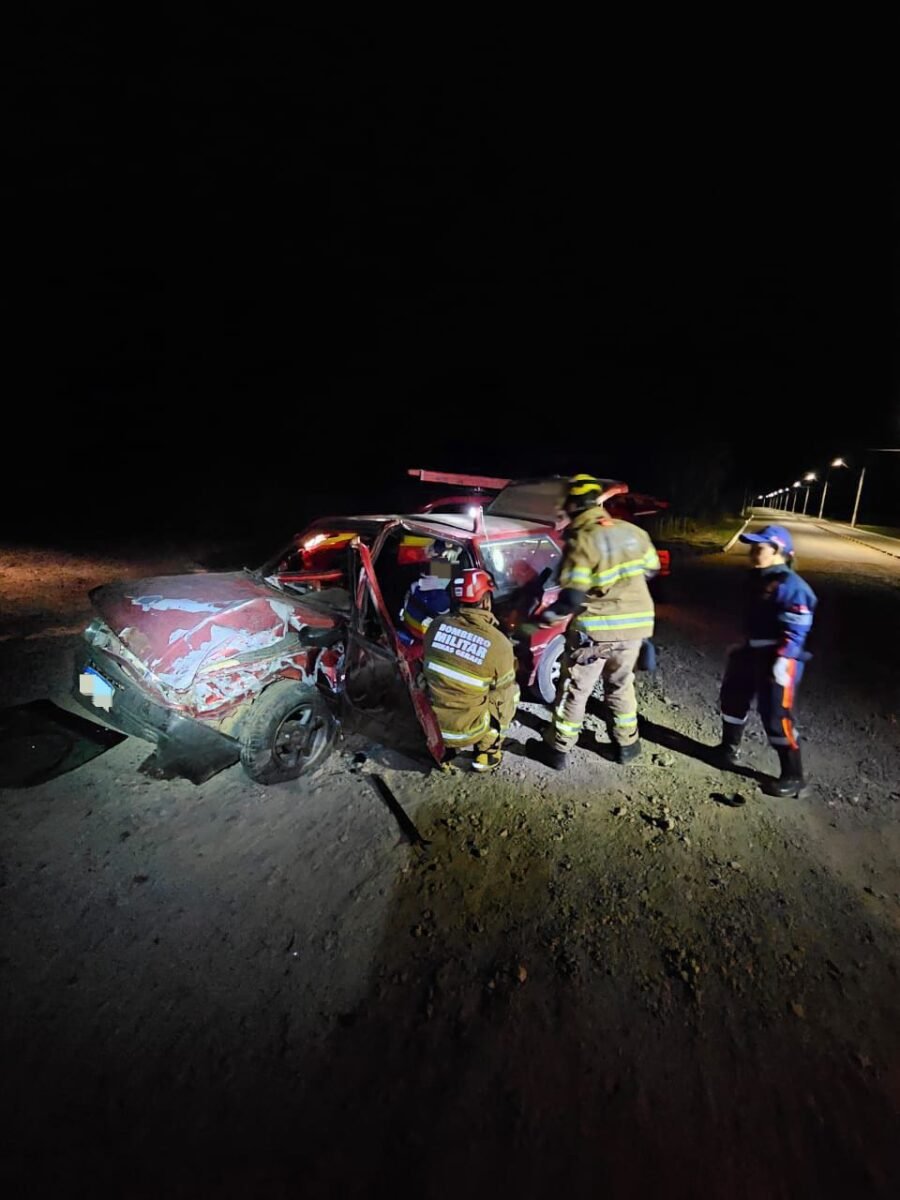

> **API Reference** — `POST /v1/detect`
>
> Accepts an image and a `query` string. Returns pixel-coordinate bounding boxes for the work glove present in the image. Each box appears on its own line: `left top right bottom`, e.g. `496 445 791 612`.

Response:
772 657 793 688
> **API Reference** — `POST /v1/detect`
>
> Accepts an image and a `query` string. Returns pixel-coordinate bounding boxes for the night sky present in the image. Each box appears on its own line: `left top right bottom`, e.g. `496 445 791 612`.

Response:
7 24 898 540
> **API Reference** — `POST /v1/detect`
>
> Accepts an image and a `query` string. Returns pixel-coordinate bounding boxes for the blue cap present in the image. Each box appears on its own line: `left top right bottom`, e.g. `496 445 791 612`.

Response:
739 524 793 554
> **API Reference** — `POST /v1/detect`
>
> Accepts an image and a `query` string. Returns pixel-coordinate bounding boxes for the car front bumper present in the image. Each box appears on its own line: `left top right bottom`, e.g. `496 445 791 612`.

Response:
73 641 240 782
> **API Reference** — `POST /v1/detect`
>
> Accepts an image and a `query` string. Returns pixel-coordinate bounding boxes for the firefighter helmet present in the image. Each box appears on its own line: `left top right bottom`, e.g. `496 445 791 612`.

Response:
567 473 603 501
452 568 495 604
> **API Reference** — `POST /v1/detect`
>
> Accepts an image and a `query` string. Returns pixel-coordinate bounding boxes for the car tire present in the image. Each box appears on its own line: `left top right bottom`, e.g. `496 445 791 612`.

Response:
239 680 337 784
532 633 566 705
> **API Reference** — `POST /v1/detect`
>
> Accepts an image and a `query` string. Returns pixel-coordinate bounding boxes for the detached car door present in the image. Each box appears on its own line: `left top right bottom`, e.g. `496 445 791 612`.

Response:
343 534 444 764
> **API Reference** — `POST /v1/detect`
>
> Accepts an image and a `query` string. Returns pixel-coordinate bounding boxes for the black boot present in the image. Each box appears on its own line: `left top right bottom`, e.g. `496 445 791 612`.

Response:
530 741 568 771
716 721 744 767
615 740 641 765
764 746 808 797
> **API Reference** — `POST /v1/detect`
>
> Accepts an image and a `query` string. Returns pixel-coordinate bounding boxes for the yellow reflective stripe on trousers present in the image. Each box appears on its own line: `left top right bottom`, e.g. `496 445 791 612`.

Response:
553 713 582 735
613 711 638 727
439 712 490 742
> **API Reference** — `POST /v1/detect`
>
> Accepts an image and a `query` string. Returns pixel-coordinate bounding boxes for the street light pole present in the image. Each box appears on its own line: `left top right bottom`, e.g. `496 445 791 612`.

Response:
850 467 866 528
818 476 830 520
818 457 847 520
801 472 816 516
848 450 899 527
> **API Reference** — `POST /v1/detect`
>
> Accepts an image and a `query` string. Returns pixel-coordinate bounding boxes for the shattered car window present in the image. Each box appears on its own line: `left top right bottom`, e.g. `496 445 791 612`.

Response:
262 530 357 593
479 537 560 598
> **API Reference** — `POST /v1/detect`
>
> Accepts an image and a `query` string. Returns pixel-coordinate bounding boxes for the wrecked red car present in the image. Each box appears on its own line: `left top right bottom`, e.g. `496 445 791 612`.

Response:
73 473 668 783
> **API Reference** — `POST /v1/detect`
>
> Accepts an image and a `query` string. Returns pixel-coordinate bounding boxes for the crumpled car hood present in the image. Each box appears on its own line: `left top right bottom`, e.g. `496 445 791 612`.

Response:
89 572 338 691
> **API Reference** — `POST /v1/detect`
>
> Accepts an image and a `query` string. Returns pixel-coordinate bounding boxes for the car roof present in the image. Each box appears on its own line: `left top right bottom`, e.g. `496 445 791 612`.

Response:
404 512 553 540
302 512 556 542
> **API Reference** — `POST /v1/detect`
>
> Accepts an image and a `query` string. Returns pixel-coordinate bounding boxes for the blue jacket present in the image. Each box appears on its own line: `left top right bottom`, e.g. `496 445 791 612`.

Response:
744 565 817 659
399 577 451 641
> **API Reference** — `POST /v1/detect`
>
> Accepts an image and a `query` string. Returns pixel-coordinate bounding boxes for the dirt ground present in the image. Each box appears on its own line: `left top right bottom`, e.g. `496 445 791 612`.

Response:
1 519 899 1198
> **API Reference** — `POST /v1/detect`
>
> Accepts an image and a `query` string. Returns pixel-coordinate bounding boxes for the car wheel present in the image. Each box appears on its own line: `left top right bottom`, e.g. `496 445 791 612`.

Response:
239 681 337 784
532 634 606 705
532 634 565 704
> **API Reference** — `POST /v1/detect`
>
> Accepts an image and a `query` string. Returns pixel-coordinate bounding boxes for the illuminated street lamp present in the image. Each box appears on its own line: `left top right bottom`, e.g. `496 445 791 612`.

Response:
791 481 801 513
850 449 899 527
801 472 816 516
817 457 848 520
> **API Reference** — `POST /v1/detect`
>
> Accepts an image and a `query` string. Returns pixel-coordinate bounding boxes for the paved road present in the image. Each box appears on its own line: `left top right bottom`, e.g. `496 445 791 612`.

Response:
738 508 900 577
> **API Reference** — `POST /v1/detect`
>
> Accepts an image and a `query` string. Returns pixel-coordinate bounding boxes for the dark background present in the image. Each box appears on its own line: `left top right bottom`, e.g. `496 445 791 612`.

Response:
6 21 898 544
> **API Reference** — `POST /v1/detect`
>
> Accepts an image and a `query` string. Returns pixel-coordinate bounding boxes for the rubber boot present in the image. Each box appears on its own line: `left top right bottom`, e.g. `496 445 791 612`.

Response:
472 747 503 773
615 740 641 765
531 740 568 771
763 746 808 797
717 721 744 767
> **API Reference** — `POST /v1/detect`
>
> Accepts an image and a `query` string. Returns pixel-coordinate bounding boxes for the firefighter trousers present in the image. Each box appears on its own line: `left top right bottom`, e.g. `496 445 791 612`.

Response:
434 686 519 753
547 632 642 752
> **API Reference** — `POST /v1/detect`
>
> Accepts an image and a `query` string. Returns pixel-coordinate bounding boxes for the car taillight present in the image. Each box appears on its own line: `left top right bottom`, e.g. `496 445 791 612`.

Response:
657 550 671 576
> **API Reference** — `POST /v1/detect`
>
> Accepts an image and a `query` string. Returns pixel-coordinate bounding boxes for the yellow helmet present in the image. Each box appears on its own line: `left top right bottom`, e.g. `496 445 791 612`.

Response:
567 474 602 501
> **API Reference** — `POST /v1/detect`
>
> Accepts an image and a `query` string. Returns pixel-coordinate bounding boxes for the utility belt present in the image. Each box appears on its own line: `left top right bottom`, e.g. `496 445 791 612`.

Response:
745 638 812 662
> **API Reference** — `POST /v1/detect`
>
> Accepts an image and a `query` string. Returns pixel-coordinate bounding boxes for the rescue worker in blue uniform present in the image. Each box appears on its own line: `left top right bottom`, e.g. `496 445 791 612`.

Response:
717 524 817 796
397 539 454 645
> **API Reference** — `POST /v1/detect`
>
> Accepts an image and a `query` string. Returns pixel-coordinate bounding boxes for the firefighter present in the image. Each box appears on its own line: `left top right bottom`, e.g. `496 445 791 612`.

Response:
536 474 660 767
422 568 519 772
717 524 817 797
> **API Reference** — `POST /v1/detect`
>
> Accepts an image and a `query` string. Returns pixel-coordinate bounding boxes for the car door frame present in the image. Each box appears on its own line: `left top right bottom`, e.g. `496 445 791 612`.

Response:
345 524 444 764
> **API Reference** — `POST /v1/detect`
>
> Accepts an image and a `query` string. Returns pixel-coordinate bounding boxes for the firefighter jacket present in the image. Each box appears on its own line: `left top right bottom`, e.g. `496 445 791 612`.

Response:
422 608 519 745
557 508 660 642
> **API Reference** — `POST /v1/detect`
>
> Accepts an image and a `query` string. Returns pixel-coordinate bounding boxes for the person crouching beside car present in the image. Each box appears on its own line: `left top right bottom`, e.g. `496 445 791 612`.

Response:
422 569 519 773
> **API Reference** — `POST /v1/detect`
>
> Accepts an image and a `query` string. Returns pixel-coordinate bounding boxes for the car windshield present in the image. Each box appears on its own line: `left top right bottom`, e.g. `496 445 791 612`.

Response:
259 529 359 595
479 536 561 599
